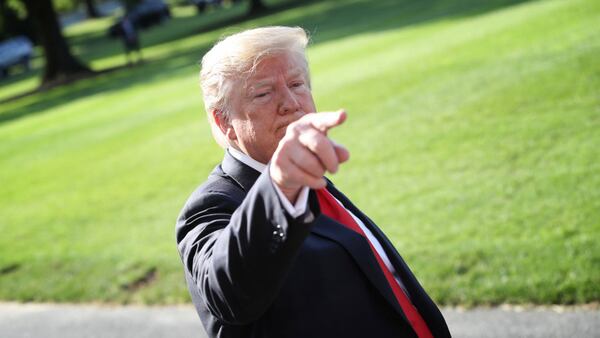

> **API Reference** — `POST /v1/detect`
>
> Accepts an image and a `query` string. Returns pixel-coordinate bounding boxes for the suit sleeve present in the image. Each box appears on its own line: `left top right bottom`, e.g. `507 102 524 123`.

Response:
176 168 318 325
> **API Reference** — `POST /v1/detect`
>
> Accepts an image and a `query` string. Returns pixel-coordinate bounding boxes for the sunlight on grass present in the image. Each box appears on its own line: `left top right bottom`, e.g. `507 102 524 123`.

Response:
0 0 598 304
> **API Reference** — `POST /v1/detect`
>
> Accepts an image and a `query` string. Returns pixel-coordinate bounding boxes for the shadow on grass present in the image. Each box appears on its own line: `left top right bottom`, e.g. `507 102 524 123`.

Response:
66 0 314 69
0 56 200 124
0 0 532 125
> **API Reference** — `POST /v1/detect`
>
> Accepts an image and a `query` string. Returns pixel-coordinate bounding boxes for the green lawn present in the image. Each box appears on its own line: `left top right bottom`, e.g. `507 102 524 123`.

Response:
0 0 598 305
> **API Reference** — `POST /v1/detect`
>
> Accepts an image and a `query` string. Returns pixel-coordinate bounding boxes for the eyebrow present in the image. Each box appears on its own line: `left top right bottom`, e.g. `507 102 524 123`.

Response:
246 67 306 95
250 79 274 90
286 68 306 81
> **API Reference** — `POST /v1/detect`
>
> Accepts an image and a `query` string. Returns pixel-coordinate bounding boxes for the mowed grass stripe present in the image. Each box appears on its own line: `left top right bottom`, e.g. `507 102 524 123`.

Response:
310 0 599 304
0 0 598 304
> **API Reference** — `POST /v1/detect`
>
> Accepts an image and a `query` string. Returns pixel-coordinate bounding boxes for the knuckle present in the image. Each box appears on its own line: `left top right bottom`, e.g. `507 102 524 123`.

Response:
287 122 302 135
300 112 315 122
272 154 283 167
314 139 331 157
278 136 295 154
305 155 324 174
271 151 288 170
306 136 320 152
300 129 322 148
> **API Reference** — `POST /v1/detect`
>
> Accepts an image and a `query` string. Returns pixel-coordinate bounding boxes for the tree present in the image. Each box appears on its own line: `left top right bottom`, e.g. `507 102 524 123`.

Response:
122 0 143 12
1 0 33 40
22 0 91 87
248 0 266 15
82 0 100 18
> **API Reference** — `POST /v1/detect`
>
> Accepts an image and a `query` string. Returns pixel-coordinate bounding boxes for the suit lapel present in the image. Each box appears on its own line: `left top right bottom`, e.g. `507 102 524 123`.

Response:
219 153 448 336
220 151 261 192
309 186 409 323
219 156 435 332
325 183 449 337
220 154 403 318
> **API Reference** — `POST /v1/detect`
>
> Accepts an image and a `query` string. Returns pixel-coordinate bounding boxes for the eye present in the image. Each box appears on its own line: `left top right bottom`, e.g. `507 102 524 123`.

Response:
254 92 270 98
291 81 303 88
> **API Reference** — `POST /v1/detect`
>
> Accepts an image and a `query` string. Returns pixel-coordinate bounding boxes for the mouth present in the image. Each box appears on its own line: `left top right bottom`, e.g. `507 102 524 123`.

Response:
276 114 304 132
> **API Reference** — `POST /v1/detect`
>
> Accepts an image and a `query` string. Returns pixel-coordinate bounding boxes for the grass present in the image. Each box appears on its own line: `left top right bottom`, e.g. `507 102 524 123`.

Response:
0 0 598 305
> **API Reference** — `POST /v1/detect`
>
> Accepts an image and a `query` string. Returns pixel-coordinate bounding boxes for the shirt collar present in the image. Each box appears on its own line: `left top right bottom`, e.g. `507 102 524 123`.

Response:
227 147 267 173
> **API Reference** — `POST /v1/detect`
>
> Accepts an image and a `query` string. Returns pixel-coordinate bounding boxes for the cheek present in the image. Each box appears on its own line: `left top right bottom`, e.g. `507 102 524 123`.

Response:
275 126 287 139
233 119 257 142
301 94 316 112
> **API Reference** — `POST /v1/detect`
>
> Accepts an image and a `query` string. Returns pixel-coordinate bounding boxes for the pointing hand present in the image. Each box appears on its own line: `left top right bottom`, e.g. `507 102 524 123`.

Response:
270 110 350 202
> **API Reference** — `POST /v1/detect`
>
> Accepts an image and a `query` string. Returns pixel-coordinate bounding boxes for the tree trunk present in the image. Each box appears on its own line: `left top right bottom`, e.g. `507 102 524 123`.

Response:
1 0 36 41
248 0 266 15
0 0 8 39
83 0 101 18
22 0 91 86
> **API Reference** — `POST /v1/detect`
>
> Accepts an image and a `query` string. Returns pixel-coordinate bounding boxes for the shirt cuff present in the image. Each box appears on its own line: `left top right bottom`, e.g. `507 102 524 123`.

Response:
272 182 309 218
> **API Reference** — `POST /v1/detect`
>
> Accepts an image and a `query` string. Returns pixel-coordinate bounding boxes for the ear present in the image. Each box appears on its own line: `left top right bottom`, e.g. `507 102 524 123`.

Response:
212 109 237 141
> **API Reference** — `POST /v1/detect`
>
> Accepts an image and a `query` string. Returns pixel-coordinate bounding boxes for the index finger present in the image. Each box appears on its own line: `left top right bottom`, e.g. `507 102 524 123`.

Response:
308 110 347 133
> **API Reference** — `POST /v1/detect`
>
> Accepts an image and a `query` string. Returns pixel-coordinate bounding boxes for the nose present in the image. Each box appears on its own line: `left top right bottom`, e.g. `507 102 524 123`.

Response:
278 86 301 116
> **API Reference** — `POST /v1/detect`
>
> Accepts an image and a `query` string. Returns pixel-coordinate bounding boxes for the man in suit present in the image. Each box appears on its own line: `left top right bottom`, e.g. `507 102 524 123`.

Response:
176 26 451 338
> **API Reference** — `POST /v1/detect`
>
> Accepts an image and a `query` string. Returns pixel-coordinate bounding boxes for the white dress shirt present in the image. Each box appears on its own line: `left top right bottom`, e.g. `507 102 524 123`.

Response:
227 147 408 292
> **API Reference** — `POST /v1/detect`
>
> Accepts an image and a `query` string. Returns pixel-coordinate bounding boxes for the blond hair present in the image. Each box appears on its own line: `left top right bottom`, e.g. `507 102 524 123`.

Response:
200 26 310 146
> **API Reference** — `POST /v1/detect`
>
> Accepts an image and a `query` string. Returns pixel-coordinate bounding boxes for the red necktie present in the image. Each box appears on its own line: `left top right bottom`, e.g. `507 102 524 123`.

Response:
316 188 433 338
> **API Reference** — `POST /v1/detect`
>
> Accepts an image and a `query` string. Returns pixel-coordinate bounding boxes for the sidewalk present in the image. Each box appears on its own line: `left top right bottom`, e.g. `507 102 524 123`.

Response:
0 302 598 338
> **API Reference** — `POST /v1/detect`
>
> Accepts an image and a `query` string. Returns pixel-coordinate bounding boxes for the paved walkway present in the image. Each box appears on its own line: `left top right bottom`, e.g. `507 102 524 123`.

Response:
0 303 598 338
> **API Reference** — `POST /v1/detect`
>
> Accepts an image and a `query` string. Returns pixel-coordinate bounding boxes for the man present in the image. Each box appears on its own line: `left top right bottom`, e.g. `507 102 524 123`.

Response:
176 26 451 338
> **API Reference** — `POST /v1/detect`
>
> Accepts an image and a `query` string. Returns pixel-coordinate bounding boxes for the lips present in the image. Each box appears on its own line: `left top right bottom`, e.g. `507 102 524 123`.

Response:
277 114 304 131
276 120 295 131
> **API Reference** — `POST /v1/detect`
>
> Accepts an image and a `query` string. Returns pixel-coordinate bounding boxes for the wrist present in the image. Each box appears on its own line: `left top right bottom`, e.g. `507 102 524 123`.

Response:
279 185 301 204
269 163 302 203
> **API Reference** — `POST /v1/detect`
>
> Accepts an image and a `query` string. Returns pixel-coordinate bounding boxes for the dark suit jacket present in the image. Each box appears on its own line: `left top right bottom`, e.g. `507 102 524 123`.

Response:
176 152 451 338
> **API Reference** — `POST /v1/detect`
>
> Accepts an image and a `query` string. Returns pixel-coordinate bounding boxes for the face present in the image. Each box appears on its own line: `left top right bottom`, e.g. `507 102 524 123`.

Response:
222 53 316 164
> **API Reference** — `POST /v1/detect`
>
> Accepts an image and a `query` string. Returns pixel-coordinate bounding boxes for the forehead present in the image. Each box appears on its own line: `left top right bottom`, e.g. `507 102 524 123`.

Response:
246 53 307 84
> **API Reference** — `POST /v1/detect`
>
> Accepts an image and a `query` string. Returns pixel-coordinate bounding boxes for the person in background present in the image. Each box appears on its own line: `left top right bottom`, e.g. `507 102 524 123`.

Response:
176 26 451 338
120 14 142 65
